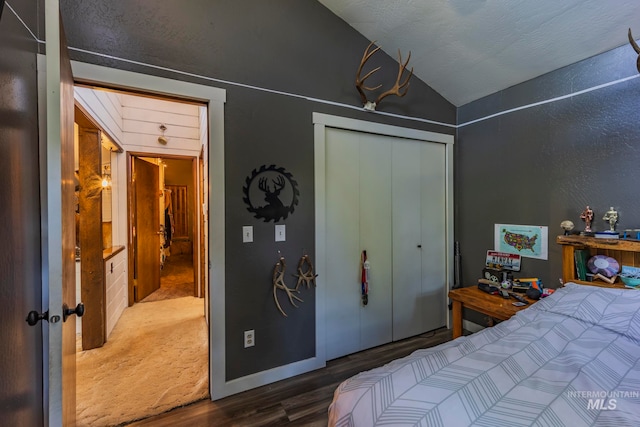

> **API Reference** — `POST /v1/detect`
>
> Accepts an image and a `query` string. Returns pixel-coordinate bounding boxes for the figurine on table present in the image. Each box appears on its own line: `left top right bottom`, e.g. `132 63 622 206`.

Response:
580 205 594 233
603 207 618 232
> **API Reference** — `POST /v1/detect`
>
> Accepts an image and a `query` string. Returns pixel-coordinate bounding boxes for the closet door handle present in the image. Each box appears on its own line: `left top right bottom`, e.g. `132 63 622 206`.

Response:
417 244 422 248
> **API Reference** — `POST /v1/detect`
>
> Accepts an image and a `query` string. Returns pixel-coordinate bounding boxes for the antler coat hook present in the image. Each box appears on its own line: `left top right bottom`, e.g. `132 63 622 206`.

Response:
272 256 303 317
355 41 414 111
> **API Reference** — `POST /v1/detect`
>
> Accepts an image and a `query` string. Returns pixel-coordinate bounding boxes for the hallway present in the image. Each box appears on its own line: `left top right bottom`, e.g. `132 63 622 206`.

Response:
142 253 196 302
76 254 208 426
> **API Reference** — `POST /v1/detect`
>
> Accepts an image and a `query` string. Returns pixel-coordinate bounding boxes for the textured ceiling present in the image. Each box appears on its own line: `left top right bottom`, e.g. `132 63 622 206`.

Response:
318 0 640 106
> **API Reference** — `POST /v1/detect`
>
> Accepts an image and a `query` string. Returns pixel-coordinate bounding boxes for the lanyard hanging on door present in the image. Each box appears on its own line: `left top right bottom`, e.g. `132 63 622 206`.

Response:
361 250 370 306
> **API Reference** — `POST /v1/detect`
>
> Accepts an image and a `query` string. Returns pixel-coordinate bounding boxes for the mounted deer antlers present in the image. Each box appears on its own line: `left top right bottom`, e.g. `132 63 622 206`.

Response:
355 41 414 111
629 28 640 73
272 256 303 317
293 254 318 291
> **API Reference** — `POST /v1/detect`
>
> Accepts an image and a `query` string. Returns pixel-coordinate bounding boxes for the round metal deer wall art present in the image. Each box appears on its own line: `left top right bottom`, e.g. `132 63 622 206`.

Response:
243 165 300 222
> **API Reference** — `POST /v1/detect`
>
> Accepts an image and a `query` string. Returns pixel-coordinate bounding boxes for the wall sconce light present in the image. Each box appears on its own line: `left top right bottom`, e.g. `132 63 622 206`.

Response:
158 124 168 145
101 164 111 189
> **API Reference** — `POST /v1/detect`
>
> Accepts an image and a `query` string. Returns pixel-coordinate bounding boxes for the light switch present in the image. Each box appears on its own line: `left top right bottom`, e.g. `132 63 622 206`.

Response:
275 224 286 242
242 226 253 243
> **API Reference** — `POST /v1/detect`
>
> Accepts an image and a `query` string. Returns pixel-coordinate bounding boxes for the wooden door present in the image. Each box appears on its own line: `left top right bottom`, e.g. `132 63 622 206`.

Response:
0 3 44 424
133 157 161 301
44 3 78 425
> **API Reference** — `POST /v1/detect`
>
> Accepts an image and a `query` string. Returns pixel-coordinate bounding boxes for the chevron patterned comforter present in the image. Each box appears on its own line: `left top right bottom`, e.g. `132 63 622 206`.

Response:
328 283 640 426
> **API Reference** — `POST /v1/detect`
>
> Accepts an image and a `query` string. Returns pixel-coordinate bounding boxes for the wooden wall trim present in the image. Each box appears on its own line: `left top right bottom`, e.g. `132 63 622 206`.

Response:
78 126 105 349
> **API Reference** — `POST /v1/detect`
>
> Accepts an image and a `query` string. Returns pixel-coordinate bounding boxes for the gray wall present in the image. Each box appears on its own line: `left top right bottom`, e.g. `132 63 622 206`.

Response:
457 44 640 307
59 0 455 380
0 1 44 424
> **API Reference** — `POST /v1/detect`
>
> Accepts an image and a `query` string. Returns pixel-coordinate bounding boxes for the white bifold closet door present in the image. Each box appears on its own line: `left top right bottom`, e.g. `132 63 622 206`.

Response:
325 130 393 360
392 139 447 341
325 127 446 361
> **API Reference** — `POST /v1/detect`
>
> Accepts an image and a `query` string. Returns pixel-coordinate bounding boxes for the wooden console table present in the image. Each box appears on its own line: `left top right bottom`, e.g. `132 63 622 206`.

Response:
448 286 534 339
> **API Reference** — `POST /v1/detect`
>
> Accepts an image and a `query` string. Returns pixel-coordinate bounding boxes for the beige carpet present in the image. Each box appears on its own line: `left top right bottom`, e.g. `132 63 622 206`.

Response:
141 254 195 302
76 297 209 426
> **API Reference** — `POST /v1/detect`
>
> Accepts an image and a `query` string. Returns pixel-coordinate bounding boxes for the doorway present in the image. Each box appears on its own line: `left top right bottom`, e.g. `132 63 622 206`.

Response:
73 86 210 425
132 155 199 304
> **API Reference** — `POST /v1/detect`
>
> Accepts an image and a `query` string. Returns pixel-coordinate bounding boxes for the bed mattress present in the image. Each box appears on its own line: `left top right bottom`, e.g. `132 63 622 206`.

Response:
328 283 640 426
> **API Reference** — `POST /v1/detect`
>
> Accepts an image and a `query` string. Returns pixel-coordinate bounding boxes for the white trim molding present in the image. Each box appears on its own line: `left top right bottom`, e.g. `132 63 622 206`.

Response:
70 61 233 399
313 113 454 144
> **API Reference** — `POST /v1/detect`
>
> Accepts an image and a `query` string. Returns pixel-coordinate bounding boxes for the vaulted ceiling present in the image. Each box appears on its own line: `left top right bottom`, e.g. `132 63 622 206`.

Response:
318 0 640 106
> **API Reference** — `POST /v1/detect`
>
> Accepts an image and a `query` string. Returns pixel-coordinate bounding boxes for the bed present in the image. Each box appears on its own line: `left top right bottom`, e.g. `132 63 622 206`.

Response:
328 283 640 426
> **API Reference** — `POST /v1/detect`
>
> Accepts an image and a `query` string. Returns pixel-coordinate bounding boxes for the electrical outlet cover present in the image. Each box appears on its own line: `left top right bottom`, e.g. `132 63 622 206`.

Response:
244 330 255 348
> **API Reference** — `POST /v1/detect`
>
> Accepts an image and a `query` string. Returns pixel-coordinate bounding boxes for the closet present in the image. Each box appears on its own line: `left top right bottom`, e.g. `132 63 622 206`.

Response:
320 122 451 361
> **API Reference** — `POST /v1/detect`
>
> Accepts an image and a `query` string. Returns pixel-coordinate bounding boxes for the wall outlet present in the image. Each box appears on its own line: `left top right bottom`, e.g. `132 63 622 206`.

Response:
244 329 255 348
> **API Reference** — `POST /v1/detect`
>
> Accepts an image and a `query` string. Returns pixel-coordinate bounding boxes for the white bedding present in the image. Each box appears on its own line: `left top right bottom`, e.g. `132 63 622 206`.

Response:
328 283 640 426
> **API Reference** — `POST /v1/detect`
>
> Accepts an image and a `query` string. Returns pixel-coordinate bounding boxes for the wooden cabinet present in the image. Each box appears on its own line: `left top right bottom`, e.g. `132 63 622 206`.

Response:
556 235 640 288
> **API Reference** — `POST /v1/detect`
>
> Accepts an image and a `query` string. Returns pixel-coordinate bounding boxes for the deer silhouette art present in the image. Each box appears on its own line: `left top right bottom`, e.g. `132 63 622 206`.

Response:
255 175 289 221
243 165 299 222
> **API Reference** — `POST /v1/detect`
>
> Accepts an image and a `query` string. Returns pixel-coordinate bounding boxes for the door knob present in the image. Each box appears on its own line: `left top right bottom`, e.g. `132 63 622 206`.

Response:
26 310 49 326
63 302 85 322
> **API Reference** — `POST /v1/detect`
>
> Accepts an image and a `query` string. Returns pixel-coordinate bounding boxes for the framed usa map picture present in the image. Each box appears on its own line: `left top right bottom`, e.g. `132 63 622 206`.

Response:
494 224 548 260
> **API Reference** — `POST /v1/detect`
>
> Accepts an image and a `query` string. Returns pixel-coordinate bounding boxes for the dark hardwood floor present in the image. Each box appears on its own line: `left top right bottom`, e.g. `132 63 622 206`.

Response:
126 327 454 427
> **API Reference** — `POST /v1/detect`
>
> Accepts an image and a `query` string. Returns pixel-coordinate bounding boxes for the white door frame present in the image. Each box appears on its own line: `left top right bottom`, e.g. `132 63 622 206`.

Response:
313 112 455 353
68 62 230 398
